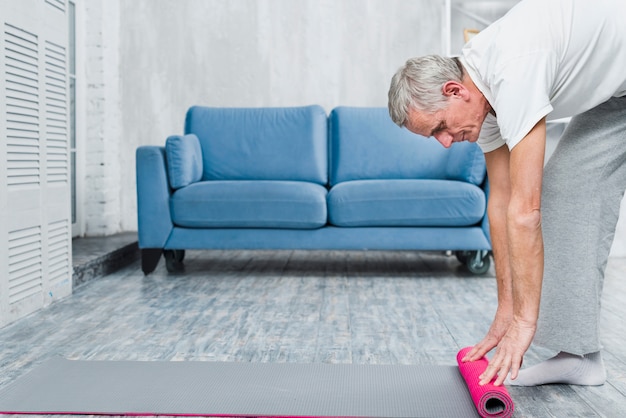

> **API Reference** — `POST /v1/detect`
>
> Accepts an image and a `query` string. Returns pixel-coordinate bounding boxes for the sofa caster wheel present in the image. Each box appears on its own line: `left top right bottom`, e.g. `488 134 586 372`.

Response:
455 250 471 264
164 250 185 273
466 250 491 275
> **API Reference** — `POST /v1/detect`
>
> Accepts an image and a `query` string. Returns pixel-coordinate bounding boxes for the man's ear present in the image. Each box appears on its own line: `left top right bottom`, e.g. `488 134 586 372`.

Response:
442 81 468 99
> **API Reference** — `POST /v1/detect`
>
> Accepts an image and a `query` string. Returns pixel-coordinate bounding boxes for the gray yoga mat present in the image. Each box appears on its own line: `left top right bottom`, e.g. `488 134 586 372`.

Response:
0 357 480 417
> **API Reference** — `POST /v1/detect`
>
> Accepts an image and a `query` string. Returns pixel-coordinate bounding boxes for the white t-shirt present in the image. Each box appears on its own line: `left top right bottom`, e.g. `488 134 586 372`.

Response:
461 0 626 152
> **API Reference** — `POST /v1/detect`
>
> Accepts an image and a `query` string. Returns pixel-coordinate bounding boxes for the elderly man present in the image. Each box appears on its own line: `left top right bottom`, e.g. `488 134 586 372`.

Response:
388 0 626 387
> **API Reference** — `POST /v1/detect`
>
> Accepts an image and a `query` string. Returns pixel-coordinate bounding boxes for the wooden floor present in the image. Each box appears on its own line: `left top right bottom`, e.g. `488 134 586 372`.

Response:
1 250 625 417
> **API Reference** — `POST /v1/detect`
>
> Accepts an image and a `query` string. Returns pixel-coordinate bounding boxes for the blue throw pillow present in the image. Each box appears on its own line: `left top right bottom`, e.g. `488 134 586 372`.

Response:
165 134 203 189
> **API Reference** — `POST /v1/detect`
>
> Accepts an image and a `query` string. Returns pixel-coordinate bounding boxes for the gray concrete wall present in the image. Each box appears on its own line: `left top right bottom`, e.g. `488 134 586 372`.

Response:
115 0 443 232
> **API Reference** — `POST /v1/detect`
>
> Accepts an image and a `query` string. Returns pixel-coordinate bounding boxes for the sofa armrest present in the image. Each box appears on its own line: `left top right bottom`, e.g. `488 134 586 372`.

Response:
136 146 174 249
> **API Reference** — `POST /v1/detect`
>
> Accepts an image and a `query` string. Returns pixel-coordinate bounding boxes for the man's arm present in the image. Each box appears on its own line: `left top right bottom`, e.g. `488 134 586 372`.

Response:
479 117 547 386
462 144 514 362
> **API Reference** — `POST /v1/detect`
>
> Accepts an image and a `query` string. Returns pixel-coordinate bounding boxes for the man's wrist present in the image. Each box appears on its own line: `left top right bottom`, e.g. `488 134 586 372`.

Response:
512 313 538 328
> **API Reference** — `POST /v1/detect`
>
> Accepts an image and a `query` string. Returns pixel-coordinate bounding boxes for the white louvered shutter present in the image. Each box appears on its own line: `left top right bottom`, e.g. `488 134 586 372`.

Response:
1 0 72 327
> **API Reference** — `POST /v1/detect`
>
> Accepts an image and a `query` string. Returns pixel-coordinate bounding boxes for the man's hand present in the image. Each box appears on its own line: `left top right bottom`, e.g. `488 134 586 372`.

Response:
463 308 512 362
478 318 537 386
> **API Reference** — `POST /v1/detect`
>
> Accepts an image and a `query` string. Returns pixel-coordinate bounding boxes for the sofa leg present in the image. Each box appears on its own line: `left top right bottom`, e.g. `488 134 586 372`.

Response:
141 248 163 275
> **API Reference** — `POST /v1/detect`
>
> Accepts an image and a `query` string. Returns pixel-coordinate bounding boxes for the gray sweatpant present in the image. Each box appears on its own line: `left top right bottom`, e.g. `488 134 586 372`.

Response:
534 96 626 355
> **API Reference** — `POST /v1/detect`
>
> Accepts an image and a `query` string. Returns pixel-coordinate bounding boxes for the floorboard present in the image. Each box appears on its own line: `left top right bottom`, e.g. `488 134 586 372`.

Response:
1 250 625 417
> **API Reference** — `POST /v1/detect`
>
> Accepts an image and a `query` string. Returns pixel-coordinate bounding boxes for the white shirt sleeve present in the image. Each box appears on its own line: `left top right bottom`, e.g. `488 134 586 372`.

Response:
489 51 557 150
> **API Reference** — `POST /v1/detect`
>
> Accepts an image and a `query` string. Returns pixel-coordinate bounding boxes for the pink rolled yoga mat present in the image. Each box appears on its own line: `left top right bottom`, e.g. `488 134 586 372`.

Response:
457 347 515 418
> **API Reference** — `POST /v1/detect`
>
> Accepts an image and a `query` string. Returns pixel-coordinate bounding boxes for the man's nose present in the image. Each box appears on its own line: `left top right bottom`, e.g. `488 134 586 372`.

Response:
434 132 453 148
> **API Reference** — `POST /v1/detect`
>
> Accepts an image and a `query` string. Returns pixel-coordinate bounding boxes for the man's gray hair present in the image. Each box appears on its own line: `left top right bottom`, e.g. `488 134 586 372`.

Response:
388 55 464 127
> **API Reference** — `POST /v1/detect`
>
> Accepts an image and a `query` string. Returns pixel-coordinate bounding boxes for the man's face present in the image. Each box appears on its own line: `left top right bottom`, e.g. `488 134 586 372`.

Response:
404 99 484 148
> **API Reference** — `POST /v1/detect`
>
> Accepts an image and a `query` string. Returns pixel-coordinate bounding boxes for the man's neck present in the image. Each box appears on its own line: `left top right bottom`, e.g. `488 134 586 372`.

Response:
459 63 495 118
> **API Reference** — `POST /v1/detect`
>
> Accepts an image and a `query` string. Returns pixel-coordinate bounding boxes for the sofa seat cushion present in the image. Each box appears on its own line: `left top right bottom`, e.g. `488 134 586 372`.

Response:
171 180 328 229
327 179 486 227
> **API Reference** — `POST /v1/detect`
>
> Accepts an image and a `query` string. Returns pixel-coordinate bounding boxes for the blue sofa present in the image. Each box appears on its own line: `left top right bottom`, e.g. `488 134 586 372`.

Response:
136 105 491 275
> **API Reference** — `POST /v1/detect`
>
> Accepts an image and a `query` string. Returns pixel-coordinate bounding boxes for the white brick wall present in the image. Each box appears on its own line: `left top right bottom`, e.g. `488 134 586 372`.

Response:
83 0 122 236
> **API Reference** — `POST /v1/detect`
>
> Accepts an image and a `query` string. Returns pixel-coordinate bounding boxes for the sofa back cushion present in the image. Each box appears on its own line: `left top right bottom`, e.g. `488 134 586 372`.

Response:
329 107 486 186
185 105 328 185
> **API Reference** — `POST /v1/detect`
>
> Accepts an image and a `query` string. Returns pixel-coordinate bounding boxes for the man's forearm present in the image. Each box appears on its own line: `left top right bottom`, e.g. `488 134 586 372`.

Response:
484 145 515 317
506 118 546 326
489 202 514 316
507 208 544 324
